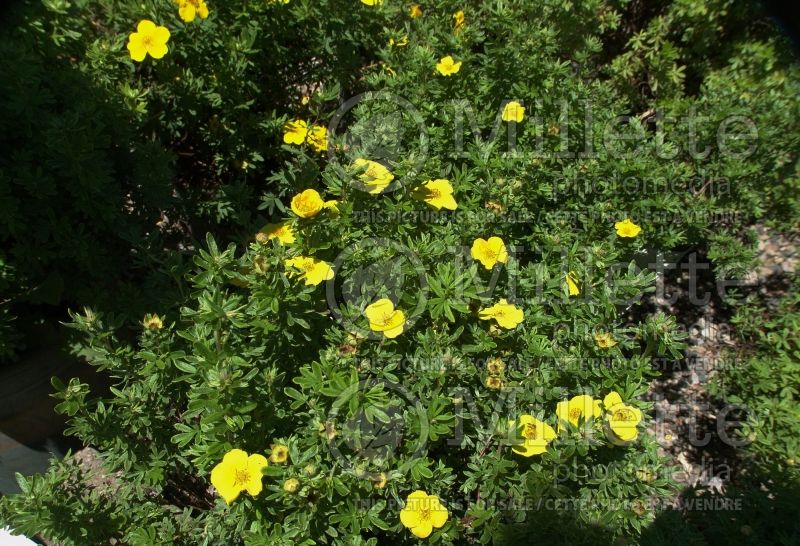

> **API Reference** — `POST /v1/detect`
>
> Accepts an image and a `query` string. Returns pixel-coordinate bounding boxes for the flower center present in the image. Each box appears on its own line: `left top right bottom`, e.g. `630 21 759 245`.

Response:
614 408 635 422
522 423 537 440
428 188 441 198
302 261 315 273
142 35 154 48
569 408 582 421
234 468 251 486
380 311 394 326
418 508 432 521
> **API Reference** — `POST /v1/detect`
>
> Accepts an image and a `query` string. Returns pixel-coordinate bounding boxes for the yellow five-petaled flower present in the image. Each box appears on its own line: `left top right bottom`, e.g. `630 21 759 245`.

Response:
400 490 449 539
566 271 580 296
291 189 324 218
127 20 170 62
210 448 268 505
257 221 295 245
603 391 642 442
508 415 556 457
412 179 458 210
556 394 602 431
471 236 508 270
269 443 289 464
282 120 328 152
176 0 209 22
478 299 524 329
453 10 465 32
365 298 406 338
502 101 525 122
354 159 395 194
142 314 163 331
285 256 334 286
436 56 462 76
615 218 641 238
594 332 617 349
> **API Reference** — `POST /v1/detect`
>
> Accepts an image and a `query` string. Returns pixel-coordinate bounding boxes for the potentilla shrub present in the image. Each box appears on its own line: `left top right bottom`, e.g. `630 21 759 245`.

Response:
2 0 799 545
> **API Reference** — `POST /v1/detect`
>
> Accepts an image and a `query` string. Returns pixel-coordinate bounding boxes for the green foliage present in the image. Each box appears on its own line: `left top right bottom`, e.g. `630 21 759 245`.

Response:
0 0 798 544
712 276 800 467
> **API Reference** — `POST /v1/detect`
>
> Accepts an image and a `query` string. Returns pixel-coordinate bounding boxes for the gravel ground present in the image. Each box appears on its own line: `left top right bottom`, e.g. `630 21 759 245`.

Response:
645 225 797 496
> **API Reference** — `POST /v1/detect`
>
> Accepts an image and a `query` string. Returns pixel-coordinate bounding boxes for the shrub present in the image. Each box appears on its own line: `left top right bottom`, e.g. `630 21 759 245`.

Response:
711 276 800 467
1 0 798 545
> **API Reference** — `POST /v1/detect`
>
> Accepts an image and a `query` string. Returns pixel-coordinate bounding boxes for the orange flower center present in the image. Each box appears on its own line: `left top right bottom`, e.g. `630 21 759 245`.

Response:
234 468 251 486
418 506 432 521
569 408 582 421
379 311 395 326
522 423 538 440
141 35 154 48
613 408 636 422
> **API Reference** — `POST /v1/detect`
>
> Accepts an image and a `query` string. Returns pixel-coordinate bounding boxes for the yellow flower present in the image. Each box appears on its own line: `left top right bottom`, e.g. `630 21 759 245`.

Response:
353 159 394 194
400 490 449 539
291 189 325 218
361 0 382 5
176 0 209 22
283 478 300 493
127 20 170 62
285 256 335 286
283 119 308 145
453 10 465 31
508 415 556 457
615 218 642 238
412 179 458 210
388 35 409 47
478 299 524 329
471 236 508 269
485 376 504 390
365 298 406 339
210 448 268 505
323 200 340 213
257 221 295 245
266 0 291 4
269 444 289 464
409 4 422 18
502 101 525 122
142 314 163 330
318 420 338 441
307 125 328 152
594 332 617 349
372 472 388 489
603 391 642 442
566 271 580 296
436 55 462 76
486 357 505 375
556 394 602 431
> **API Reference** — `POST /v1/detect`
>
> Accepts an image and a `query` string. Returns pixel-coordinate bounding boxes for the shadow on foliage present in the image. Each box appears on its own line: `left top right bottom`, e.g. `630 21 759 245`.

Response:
641 463 800 546
0 1 186 364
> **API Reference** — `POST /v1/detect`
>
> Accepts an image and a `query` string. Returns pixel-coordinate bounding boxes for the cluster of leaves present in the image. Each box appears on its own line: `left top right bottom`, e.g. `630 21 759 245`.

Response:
711 274 800 467
0 0 387 360
0 0 798 545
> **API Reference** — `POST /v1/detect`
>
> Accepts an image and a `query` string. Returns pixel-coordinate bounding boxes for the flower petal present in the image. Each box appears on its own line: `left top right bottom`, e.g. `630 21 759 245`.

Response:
137 19 156 34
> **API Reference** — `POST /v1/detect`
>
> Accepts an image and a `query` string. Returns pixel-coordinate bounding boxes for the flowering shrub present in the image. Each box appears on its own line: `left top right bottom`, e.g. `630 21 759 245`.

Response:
1 0 799 545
